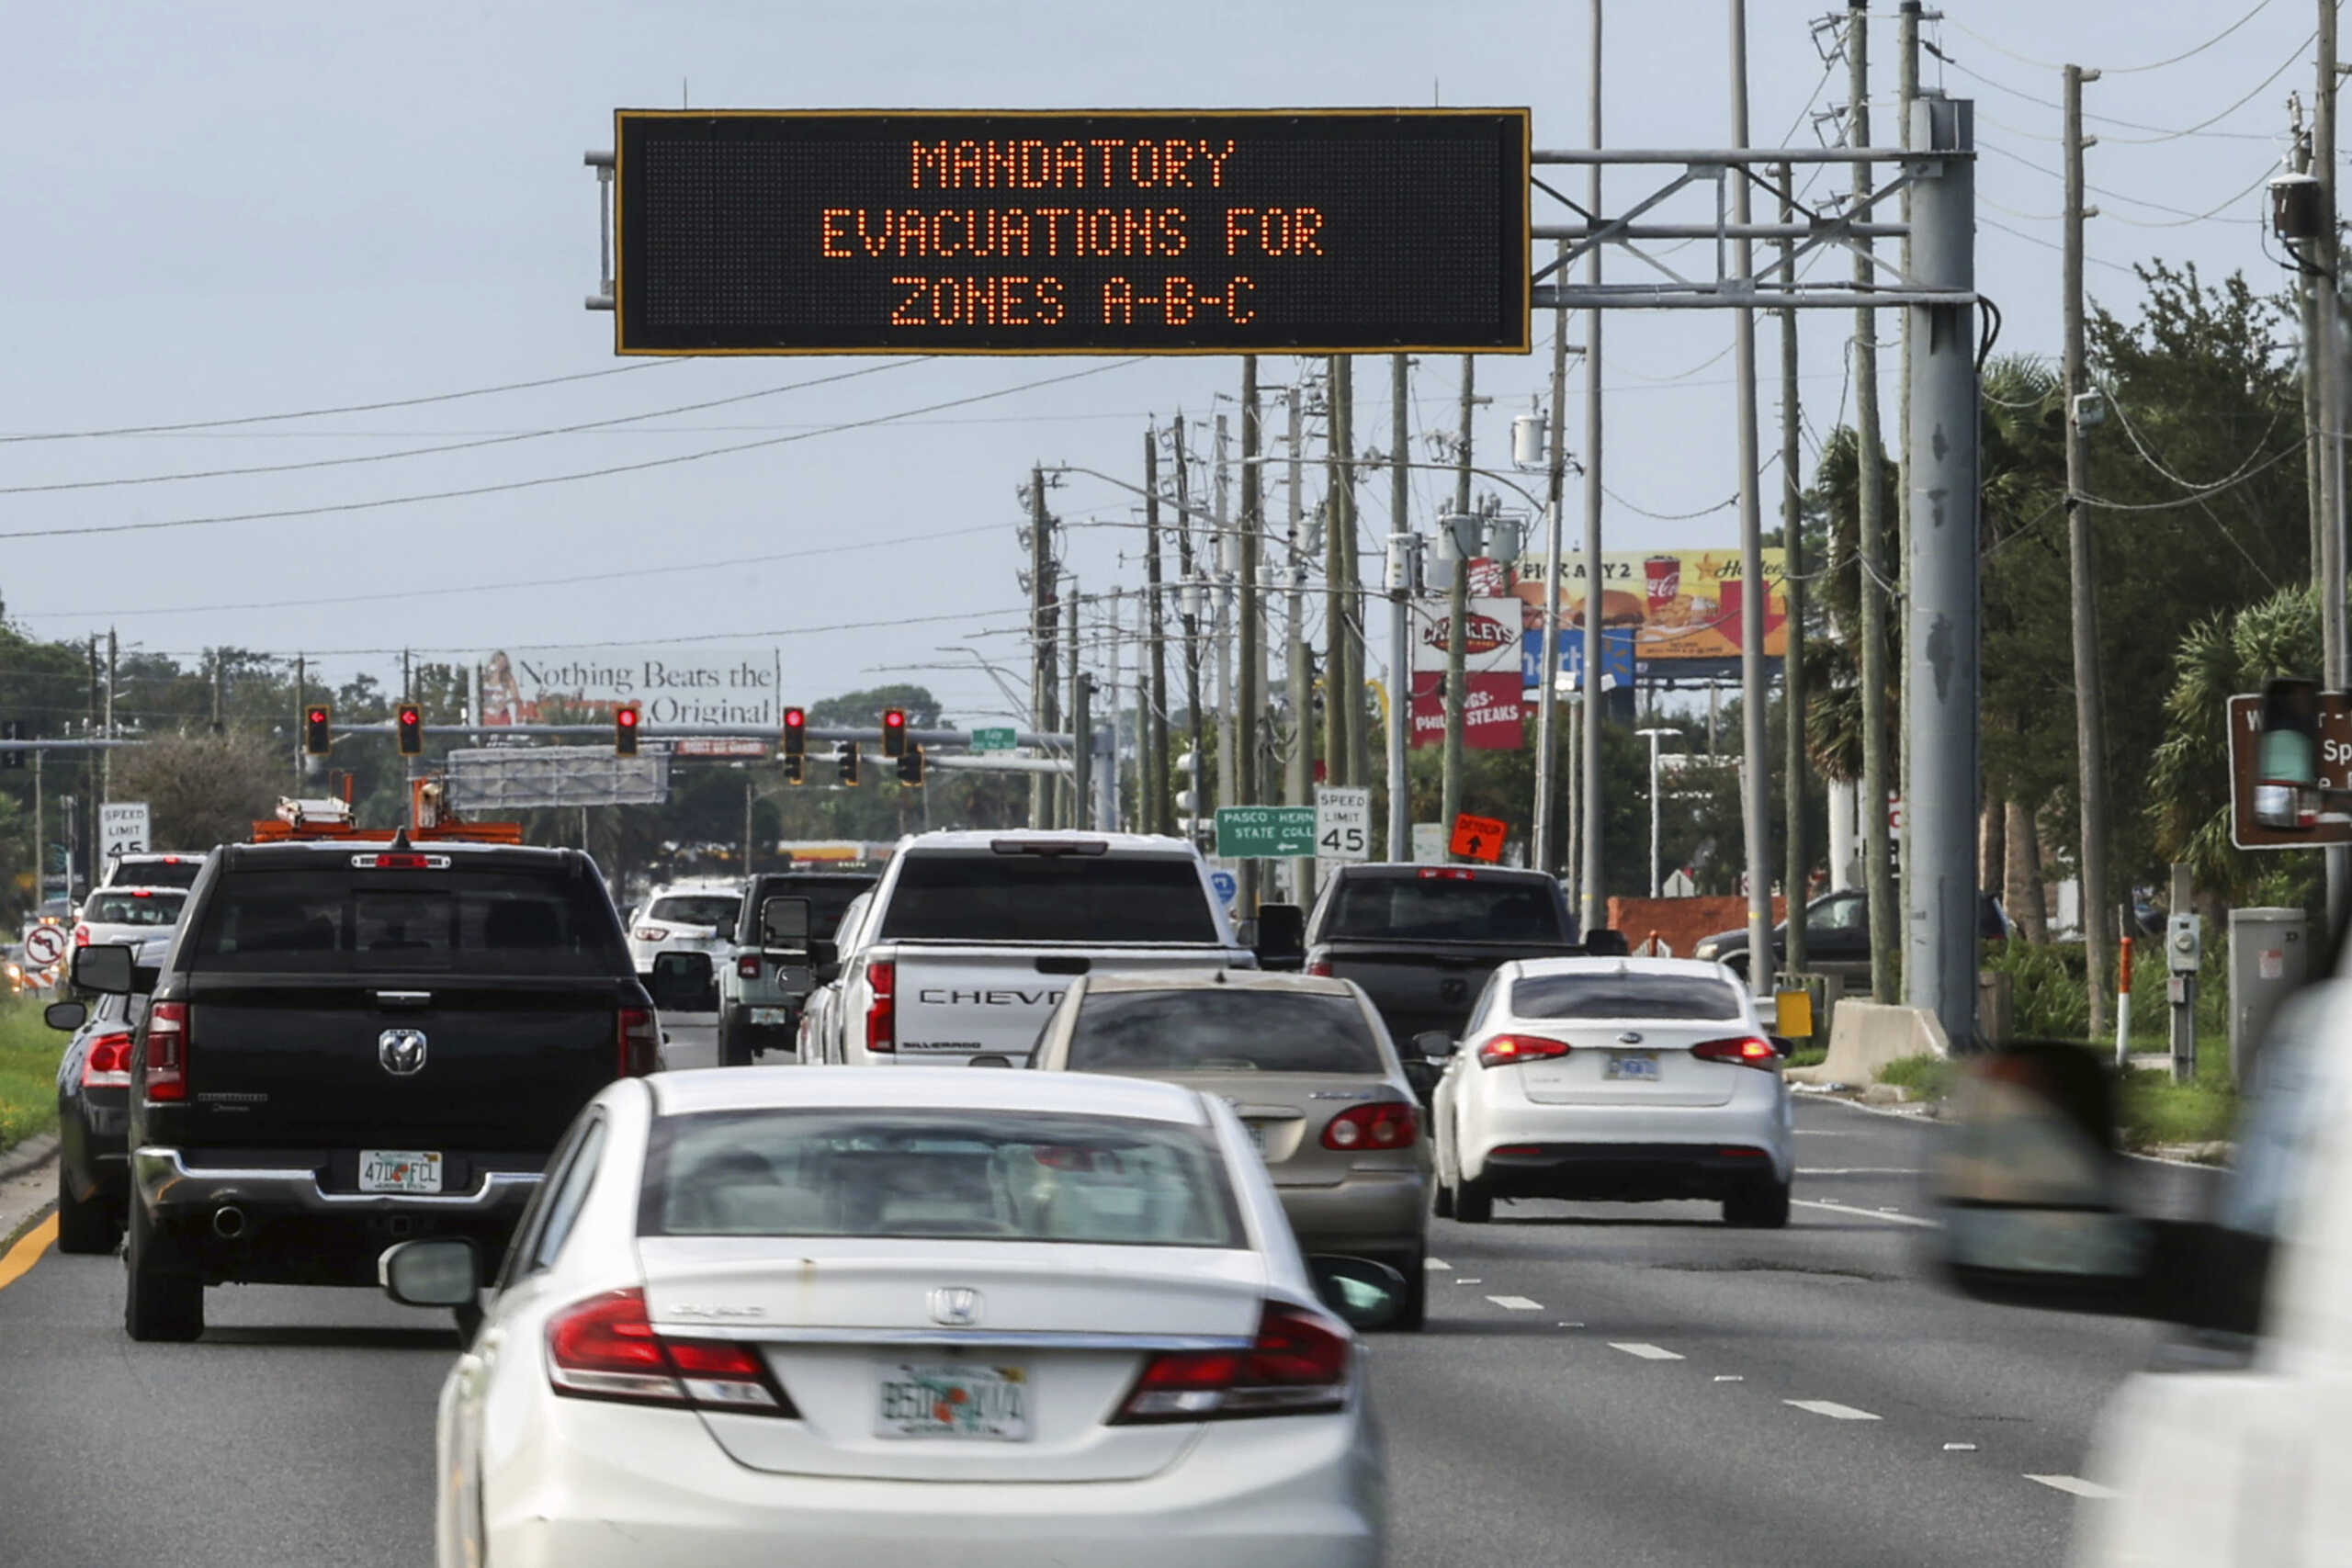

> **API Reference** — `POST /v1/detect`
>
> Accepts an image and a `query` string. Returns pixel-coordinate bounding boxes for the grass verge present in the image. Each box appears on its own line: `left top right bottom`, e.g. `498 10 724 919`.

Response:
1871 1046 2239 1156
1784 1046 1827 1069
1875 1054 1960 1101
0 1001 63 1156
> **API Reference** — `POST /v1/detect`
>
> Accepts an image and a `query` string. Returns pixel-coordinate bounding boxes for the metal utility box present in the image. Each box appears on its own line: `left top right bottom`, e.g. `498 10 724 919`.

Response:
2228 908 2312 1086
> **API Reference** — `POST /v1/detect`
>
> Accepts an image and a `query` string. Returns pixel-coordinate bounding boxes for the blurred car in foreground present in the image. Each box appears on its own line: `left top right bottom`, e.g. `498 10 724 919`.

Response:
1029 969 1430 1328
45 937 170 1253
379 1066 1394 1568
1430 956 1794 1226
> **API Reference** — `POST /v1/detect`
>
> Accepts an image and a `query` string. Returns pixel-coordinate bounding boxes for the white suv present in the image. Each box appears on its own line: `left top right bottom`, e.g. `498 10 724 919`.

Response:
625 879 743 978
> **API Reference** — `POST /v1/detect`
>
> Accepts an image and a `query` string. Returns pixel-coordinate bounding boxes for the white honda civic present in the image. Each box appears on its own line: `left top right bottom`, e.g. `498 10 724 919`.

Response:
1430 956 1795 1227
379 1066 1393 1568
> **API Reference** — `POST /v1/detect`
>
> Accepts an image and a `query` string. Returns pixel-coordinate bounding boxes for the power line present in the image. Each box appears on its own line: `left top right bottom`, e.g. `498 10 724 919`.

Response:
1979 213 2138 274
0 358 1146 545
1942 0 2280 76
0 358 685 446
1980 130 2283 225
1931 34 2305 142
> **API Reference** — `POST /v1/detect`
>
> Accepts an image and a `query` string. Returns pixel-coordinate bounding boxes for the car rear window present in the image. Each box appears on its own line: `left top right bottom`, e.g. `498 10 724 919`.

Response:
84 890 187 926
640 1109 1242 1247
108 858 203 890
759 879 871 941
877 854 1218 944
1511 973 1744 1021
1326 874 1564 942
1067 989 1385 1074
189 869 626 974
647 895 739 928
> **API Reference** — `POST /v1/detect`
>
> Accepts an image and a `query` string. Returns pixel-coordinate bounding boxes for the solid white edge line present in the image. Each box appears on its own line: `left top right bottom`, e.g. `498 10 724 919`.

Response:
1784 1399 1883 1421
1792 1198 1941 1229
1486 1295 1543 1311
2025 1474 2118 1500
1609 1342 1685 1360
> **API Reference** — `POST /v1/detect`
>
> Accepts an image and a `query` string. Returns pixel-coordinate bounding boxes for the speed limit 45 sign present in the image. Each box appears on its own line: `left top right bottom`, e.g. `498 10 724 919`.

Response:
1316 785 1372 863
101 802 150 861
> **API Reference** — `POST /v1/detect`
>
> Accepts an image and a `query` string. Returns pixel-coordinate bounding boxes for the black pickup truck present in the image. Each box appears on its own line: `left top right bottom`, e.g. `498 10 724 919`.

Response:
1302 864 1598 1096
78 837 656 1342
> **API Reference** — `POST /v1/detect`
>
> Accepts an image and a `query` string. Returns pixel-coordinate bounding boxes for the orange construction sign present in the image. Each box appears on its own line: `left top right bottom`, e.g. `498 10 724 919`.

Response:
1449 813 1507 863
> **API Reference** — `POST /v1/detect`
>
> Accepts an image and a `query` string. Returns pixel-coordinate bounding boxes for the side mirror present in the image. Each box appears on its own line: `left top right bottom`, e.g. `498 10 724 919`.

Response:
1252 903 1306 969
967 1054 1013 1068
2254 675 2324 829
760 896 812 959
43 1000 86 1032
1307 1255 1406 1331
71 943 134 997
1413 1030 1457 1060
379 1237 481 1309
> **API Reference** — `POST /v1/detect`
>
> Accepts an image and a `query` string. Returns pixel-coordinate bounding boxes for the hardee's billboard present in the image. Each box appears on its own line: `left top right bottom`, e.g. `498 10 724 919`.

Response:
1512 548 1788 661
1408 598 1522 749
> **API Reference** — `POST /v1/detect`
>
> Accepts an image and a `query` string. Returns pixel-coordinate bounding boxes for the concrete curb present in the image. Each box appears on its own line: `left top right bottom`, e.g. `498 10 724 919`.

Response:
0 1134 58 1187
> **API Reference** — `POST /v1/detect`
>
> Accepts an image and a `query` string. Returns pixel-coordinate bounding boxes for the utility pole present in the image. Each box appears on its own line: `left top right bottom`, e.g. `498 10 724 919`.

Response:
1896 0 1921 939
2293 99 2324 581
1173 419 1207 831
1730 0 1774 1001
1389 353 1415 860
1285 390 1315 899
102 629 116 806
1442 355 1476 834
2064 63 2114 1036
1144 431 1171 837
1337 356 1370 787
1074 673 1094 830
1779 162 1809 979
2319 0 2348 924
1852 0 1898 1005
1213 414 1237 825
1533 242 1572 873
293 654 306 787
211 651 226 736
1029 464 1056 830
1578 0 1607 932
1323 362 1354 789
1064 584 1081 829
1238 359 1264 906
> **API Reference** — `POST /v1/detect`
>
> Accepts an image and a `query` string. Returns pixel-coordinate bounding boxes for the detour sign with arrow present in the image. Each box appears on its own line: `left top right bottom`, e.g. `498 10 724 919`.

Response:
1449 813 1507 863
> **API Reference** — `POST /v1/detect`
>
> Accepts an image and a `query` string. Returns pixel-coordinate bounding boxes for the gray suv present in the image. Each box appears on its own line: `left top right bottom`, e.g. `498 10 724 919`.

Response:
716 870 876 1065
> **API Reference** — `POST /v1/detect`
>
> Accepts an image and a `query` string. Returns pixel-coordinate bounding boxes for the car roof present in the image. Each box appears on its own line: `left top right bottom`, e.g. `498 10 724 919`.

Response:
1329 862 1555 883
898 829 1202 858
646 880 742 895
222 840 583 868
1510 955 1740 982
1080 967 1358 998
650 1065 1211 1125
87 886 187 897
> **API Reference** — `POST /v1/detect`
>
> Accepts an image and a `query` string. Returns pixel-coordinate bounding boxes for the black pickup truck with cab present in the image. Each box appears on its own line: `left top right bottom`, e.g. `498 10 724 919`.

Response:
80 835 657 1342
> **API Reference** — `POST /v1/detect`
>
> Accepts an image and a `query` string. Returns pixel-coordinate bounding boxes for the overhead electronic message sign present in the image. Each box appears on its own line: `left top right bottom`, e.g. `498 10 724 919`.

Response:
613 109 1531 355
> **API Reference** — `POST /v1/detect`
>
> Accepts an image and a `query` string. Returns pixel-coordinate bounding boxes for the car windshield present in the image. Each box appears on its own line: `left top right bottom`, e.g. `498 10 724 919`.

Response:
640 1108 1243 1247
83 891 186 927
189 869 626 975
647 894 739 928
1067 988 1385 1073
877 853 1218 944
1326 874 1564 942
1512 972 1745 1021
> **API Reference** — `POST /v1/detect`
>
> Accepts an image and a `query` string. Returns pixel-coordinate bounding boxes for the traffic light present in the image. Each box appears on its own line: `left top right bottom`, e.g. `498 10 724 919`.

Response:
1 720 22 771
614 704 641 756
395 704 424 757
897 744 925 787
782 706 807 759
835 740 860 786
783 753 806 785
881 707 909 759
303 705 333 757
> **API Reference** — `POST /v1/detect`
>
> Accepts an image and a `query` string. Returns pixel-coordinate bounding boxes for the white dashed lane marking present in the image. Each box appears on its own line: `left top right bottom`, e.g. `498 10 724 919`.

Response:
1785 1400 1883 1421
1609 1342 1686 1360
2026 1474 2118 1499
1425 1258 1452 1270
1793 1198 1940 1229
1486 1295 1543 1311
1797 1168 1925 1176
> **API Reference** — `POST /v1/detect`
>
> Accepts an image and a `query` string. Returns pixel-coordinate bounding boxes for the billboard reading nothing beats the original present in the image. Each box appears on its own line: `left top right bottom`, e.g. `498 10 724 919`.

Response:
477 648 785 729
612 108 1530 355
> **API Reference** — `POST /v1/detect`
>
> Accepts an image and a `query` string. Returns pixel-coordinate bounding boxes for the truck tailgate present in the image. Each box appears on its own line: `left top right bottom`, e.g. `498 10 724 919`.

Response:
1325 942 1574 1042
890 946 1240 1063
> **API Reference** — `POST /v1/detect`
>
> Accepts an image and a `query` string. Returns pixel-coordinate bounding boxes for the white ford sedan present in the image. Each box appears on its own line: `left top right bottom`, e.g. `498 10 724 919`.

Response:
380 1066 1390 1568
1430 956 1795 1227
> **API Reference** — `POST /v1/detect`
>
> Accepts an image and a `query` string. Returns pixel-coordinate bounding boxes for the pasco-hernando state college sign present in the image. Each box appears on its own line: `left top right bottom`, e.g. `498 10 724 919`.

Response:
612 108 1530 355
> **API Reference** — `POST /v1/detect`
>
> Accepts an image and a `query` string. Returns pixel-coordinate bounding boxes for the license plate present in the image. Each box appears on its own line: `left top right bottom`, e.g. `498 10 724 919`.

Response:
358 1150 443 1194
1605 1052 1659 1081
875 1363 1030 1440
747 1008 791 1026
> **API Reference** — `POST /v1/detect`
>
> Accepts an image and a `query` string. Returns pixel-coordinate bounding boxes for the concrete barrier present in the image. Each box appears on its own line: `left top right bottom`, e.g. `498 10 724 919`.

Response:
1786 999 1951 1088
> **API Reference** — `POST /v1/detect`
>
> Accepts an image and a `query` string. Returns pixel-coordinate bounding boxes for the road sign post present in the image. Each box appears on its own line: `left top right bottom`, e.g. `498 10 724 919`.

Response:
1215 805 1317 860
1315 785 1372 865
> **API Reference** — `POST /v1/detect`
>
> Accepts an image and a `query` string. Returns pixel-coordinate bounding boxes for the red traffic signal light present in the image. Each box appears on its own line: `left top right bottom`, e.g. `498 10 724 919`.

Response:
395 704 424 757
303 705 333 757
882 707 908 759
782 706 807 758
615 704 641 757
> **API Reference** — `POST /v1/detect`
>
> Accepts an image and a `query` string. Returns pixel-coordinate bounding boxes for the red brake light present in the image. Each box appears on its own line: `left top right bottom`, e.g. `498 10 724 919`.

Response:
736 955 762 980
618 1007 659 1077
82 1030 134 1089
865 960 896 1054
348 852 450 870
1477 1033 1572 1068
72 925 90 946
1322 1102 1419 1151
130 890 153 899
546 1288 793 1415
1418 867 1476 881
1113 1301 1351 1423
1692 1035 1779 1070
144 1001 188 1101
1302 957 1334 978
635 925 669 942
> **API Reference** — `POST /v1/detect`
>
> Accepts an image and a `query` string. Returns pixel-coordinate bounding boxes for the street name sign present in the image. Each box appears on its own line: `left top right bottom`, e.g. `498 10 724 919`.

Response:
2227 691 2352 849
613 109 1530 355
1315 785 1372 863
970 727 1018 752
1216 804 1317 859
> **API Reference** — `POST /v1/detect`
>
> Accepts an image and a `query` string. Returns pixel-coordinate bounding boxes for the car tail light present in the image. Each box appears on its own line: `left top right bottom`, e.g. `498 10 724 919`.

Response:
72 925 90 947
144 1002 188 1101
82 1030 134 1089
1302 957 1334 977
618 1008 660 1077
736 955 762 980
1322 1102 1419 1150
1112 1301 1351 1423
130 890 153 898
634 925 670 942
348 852 450 869
1417 867 1476 881
1477 1033 1571 1068
1691 1035 1779 1070
546 1288 795 1415
865 960 896 1054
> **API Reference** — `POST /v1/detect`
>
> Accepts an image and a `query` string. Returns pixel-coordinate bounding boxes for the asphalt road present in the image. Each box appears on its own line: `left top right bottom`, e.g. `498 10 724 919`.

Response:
0 1091 2209 1568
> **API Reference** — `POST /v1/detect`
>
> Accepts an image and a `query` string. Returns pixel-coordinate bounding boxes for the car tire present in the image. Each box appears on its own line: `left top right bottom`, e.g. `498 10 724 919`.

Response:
1454 1175 1494 1225
1723 1177 1792 1229
1387 1251 1428 1332
55 1167 122 1256
718 1013 753 1068
1431 1173 1456 1220
123 1205 203 1342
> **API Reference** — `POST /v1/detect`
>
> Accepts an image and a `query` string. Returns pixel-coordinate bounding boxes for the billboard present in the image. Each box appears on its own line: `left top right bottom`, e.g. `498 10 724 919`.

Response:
1406 599 1522 749
612 108 1531 355
1512 548 1788 663
477 648 785 730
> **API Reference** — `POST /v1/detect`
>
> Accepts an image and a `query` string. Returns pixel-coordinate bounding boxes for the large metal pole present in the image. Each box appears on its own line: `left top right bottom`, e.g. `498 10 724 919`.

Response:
2320 0 2349 924
1442 355 1476 836
1905 92 1981 1047
2064 65 2113 1036
1064 586 1081 829
1533 242 1572 873
1780 163 1810 978
1285 392 1316 900
1144 432 1171 837
1239 360 1263 908
1578 0 1607 932
1074 672 1093 830
1730 0 1774 1000
1853 4 1898 1004
1389 354 1415 860
1173 420 1207 830
1213 414 1237 823
1029 466 1054 830
1324 365 1353 792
